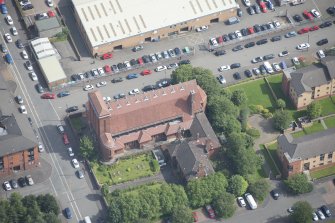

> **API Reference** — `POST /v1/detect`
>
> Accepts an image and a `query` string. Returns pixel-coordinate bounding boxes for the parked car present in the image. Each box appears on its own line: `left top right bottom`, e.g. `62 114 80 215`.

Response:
219 65 230 71
101 53 112 60
76 170 84 179
311 9 321 18
142 85 156 92
293 14 303 22
233 72 241 80
141 69 152 75
317 50 326 59
83 84 94 91
112 77 124 83
252 68 261 75
10 179 18 189
113 93 126 100
11 27 18 36
321 205 331 217
167 63 179 69
312 212 319 221
168 49 176 57
271 36 281 42
71 159 80 169
271 189 280 200
263 54 275 60
64 207 72 219
3 181 11 191
63 133 70 145
25 175 34 185
155 66 167 72
232 45 243 52
319 21 332 28
158 80 170 88
303 10 314 20
252 56 263 63
248 6 255 15
16 39 24 49
4 33 12 42
256 39 268 45
57 124 65 134
292 57 300 65
285 31 297 38
209 38 218 46
5 15 13 25
58 91 70 98
214 50 226 56
41 93 55 99
196 25 208 32
279 50 289 57
96 81 107 88
66 106 79 113
317 38 328 46
316 209 326 220
129 88 140 95
297 43 310 50
127 73 139 79
245 42 255 48
230 63 241 69
217 75 226 84
309 25 319 31
35 83 44 93
237 197 246 207
18 177 27 187
38 143 44 152
205 205 215 219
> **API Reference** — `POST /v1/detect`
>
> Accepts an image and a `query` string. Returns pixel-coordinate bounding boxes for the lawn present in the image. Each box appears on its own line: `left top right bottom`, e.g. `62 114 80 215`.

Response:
310 165 335 179
260 144 280 176
291 122 325 138
319 96 335 116
91 153 159 185
70 116 85 132
267 74 295 110
324 116 335 129
228 78 275 111
265 142 282 173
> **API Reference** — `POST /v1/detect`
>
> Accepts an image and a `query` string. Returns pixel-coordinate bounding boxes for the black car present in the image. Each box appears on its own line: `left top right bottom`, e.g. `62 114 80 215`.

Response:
223 34 230 42
35 84 44 93
158 80 170 88
263 54 275 60
327 6 335 15
71 74 79 81
293 14 303 22
232 45 243 52
67 106 79 113
111 65 119 73
321 205 331 217
113 93 126 100
130 59 138 66
317 38 328 46
142 55 151 63
10 179 18 189
241 28 248 36
22 4 33 10
244 69 252 78
64 207 72 219
179 60 191 65
320 21 332 28
117 62 124 70
174 47 181 55
248 6 255 15
271 36 281 42
245 42 255 48
0 44 7 53
261 24 268 31
143 85 156 92
259 65 267 74
233 72 241 80
16 39 24 49
253 4 261 14
228 32 237 39
237 8 242 17
271 189 280 200
18 177 27 187
253 24 262 33
214 50 226 56
111 77 124 83
230 63 241 69
27 117 33 126
256 39 268 45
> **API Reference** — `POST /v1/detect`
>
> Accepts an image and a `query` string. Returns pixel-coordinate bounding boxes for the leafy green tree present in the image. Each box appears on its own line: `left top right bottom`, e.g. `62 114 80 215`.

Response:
306 102 322 120
107 199 123 223
22 195 43 222
284 174 313 195
208 95 239 118
233 148 263 176
212 113 241 134
276 99 286 110
231 89 248 106
212 192 236 219
171 205 193 223
170 184 189 208
80 135 95 160
9 192 26 222
101 184 110 198
171 65 194 83
138 189 161 219
273 110 291 130
291 201 313 223
43 212 61 223
228 175 248 196
239 106 250 131
118 193 141 223
36 194 60 215
159 184 176 214
248 179 270 201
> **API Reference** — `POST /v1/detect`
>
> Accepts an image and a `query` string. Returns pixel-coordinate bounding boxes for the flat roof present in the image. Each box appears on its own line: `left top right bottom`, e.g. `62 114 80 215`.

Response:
31 38 56 59
38 56 67 83
72 0 238 47
35 17 61 32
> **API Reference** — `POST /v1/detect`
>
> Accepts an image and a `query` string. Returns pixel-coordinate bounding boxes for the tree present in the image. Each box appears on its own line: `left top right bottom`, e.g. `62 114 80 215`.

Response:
43 212 61 223
248 179 270 201
239 106 250 131
107 199 123 223
159 184 176 214
228 175 248 196
101 184 110 197
284 174 313 195
171 205 193 223
208 95 239 118
36 194 60 215
171 65 194 84
291 201 313 223
212 113 241 134
231 89 248 106
306 102 322 120
276 99 286 110
212 192 236 219
272 110 291 130
233 148 263 176
80 135 95 160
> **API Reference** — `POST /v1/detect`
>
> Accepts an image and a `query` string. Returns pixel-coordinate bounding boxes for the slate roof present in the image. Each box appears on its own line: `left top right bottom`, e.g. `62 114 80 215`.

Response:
277 128 335 161
35 17 61 32
321 56 335 79
0 78 37 157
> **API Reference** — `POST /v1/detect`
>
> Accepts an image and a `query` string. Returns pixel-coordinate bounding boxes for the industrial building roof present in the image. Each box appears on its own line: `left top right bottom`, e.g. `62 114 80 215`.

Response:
31 38 56 59
38 56 67 84
72 0 238 47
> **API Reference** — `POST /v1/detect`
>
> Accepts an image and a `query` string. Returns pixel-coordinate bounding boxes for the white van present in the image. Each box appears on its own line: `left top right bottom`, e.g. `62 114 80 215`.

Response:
84 216 92 223
245 193 257 210
263 62 274 74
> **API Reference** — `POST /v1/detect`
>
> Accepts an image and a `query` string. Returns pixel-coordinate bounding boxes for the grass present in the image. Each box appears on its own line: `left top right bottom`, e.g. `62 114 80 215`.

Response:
260 144 280 176
91 153 159 185
246 167 267 184
324 116 335 129
319 96 335 116
291 122 325 138
266 142 283 172
228 78 276 111
70 116 84 132
310 165 335 179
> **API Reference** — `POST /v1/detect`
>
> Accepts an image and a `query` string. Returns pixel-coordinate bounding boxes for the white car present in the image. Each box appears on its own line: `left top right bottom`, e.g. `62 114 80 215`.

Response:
47 0 54 7
252 68 261 75
30 72 38 81
218 75 226 84
21 50 28 59
317 50 325 59
235 30 242 38
272 63 281 72
279 50 289 57
210 37 218 47
311 9 321 18
25 61 33 70
218 65 230 72
11 27 18 36
16 95 24 104
312 212 319 221
196 25 208 32
124 61 131 70
38 143 44 152
5 15 13 25
237 197 246 207
129 88 140 95
97 67 105 75
4 33 12 43
243 0 251 6
267 22 275 29
103 96 112 102
297 43 310 50
149 54 157 62
3 181 11 191
72 158 80 168
68 147 74 157
316 209 325 220
292 57 300 65
273 20 281 28
96 81 107 88
84 84 94 91
26 175 34 185
19 105 27 114
20 1 31 6
155 65 167 72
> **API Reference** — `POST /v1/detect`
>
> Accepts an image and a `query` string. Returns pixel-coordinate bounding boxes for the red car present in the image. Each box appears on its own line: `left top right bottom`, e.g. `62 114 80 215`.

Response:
137 57 144 65
63 133 70 145
248 27 254 34
41 93 55 99
303 10 314 20
309 25 319 31
104 65 111 73
216 36 223 44
260 1 267 13
298 27 309 34
101 53 113 60
205 205 215 219
192 212 198 222
47 10 55 17
141 69 152 75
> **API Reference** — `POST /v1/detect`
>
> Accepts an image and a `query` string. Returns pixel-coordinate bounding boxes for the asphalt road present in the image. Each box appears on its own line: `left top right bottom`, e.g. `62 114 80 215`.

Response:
0 0 334 223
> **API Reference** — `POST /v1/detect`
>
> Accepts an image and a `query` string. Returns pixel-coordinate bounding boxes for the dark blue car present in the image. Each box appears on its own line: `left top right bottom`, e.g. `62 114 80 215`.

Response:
1 5 8 14
5 54 13 64
58 91 70 98
127 73 138 79
64 207 72 219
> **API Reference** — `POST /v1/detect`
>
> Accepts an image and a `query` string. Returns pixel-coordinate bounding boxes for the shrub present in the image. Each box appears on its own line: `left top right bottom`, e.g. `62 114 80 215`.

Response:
246 128 260 138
